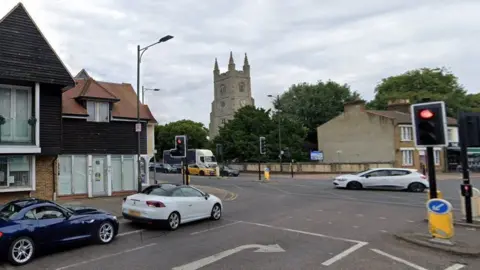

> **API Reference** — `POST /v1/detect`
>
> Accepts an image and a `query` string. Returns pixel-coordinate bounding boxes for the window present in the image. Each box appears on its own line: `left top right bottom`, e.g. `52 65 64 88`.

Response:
447 128 454 142
180 187 204 197
86 101 109 122
0 85 33 143
239 82 245 92
220 85 226 94
0 156 32 188
221 119 226 124
24 210 36 220
390 170 411 176
172 189 185 197
34 206 65 220
401 150 413 166
434 150 441 166
365 170 390 177
400 126 413 141
0 202 24 220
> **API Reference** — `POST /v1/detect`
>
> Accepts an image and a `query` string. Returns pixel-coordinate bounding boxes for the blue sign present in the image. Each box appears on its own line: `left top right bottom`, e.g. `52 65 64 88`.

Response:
427 199 451 214
310 151 324 161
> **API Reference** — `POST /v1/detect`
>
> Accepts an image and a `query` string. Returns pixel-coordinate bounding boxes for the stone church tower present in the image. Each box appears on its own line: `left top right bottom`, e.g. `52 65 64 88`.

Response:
209 52 255 139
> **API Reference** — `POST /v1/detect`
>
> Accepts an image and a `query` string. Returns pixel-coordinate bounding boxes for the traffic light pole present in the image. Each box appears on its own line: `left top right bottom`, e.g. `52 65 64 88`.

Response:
426 147 438 199
459 113 473 223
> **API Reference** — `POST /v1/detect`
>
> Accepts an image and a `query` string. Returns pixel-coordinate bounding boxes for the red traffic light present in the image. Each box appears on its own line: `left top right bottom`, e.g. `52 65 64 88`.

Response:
419 109 434 119
177 139 182 144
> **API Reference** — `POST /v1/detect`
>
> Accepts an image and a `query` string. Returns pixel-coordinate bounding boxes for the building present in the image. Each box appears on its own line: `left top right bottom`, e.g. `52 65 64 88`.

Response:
316 99 458 171
58 70 157 198
209 52 255 139
0 3 75 202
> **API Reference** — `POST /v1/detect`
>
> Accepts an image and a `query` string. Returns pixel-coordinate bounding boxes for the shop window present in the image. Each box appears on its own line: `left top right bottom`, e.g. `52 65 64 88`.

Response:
0 156 32 189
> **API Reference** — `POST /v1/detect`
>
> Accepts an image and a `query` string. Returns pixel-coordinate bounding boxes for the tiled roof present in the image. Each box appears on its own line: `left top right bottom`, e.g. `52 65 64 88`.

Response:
77 78 119 100
63 78 157 123
367 110 457 125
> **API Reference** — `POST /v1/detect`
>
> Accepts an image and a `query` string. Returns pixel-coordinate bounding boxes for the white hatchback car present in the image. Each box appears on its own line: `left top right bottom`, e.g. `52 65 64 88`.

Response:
122 184 223 230
333 168 429 192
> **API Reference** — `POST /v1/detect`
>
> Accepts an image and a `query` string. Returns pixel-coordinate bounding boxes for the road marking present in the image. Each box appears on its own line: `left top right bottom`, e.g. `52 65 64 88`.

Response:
370 249 428 270
352 226 359 229
407 220 415 223
322 242 368 266
356 214 364 217
190 221 242 235
316 209 323 212
54 243 157 270
379 217 387 220
172 244 285 270
380 230 388 233
444 263 466 270
117 229 144 237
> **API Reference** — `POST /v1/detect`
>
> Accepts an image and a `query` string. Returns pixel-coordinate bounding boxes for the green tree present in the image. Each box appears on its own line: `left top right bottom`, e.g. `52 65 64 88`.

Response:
274 80 361 147
366 67 470 117
213 105 308 162
154 120 209 159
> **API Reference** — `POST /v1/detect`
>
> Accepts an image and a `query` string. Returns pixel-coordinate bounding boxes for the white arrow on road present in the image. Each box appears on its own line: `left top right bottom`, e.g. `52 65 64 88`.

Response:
432 203 445 211
172 244 285 270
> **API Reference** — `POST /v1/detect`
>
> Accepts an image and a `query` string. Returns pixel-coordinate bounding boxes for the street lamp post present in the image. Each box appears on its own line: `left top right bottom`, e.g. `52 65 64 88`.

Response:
136 35 173 193
268 94 282 171
142 86 161 104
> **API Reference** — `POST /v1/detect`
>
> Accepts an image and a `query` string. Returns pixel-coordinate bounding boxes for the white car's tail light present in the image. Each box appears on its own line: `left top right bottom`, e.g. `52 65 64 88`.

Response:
146 201 166 208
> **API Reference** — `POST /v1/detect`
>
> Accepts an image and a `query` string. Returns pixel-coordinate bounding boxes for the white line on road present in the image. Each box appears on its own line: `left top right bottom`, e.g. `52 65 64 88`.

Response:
190 221 242 235
444 263 466 270
117 229 144 237
370 249 428 270
322 242 369 266
54 243 157 270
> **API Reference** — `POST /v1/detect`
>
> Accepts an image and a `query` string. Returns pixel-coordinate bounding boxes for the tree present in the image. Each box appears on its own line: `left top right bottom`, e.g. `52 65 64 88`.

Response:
367 67 470 117
154 120 209 159
213 105 308 162
274 80 361 148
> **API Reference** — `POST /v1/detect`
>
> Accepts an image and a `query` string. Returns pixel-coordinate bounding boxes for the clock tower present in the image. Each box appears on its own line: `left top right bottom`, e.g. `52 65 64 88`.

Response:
209 52 255 139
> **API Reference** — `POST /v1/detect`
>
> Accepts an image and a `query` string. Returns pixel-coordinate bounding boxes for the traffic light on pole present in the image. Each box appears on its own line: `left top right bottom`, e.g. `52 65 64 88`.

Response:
259 136 266 155
411 101 447 146
170 135 187 158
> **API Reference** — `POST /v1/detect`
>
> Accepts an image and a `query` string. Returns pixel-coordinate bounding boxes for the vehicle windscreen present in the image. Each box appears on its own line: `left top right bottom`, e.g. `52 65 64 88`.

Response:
204 156 216 162
0 202 24 220
355 169 371 176
143 185 177 196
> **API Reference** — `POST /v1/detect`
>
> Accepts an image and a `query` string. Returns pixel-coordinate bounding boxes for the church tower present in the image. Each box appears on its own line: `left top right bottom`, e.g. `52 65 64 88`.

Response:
209 52 255 139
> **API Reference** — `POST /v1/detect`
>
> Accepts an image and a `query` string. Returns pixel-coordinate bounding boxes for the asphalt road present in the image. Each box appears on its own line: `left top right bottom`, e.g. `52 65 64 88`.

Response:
3 173 479 270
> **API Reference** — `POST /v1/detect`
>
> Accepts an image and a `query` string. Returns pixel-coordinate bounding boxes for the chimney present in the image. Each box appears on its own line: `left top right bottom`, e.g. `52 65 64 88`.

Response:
343 99 366 113
387 99 411 113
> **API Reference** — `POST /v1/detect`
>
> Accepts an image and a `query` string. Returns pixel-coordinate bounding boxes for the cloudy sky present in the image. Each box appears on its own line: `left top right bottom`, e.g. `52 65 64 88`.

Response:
1 0 479 126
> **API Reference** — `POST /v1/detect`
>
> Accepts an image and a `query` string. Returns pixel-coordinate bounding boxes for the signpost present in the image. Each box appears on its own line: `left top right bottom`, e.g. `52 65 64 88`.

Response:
426 198 454 240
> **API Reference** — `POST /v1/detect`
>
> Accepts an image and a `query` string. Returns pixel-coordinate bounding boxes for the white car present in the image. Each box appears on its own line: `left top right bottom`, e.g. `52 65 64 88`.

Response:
333 168 429 192
122 184 223 230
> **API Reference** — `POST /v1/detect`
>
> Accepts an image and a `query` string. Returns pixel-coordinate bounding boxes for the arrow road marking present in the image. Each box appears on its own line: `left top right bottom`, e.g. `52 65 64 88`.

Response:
432 203 445 212
444 263 466 270
371 249 428 270
171 244 285 270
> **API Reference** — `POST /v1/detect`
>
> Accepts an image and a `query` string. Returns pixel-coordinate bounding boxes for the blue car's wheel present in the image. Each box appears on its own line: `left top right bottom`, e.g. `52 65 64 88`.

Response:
96 221 115 244
8 236 35 266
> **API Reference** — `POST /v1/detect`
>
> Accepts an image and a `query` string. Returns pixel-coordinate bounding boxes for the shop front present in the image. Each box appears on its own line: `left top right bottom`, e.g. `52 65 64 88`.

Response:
446 147 480 172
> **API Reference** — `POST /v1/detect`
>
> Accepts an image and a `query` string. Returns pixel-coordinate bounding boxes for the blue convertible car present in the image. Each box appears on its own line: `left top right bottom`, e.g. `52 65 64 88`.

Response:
0 198 119 265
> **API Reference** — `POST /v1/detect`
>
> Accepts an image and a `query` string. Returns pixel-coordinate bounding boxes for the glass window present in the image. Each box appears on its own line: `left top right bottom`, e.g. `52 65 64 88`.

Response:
86 101 109 122
86 101 96 122
401 150 413 166
24 210 36 220
172 189 185 197
0 156 32 188
400 127 413 141
0 85 33 143
181 187 204 197
390 170 411 176
0 202 24 220
366 170 390 177
34 206 65 220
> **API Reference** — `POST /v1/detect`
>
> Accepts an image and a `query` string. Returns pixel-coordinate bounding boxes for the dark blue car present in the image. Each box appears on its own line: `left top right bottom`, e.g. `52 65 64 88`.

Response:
0 198 119 266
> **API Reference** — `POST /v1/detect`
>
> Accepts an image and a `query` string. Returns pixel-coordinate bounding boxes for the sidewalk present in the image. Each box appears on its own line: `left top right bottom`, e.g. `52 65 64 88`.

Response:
58 185 235 218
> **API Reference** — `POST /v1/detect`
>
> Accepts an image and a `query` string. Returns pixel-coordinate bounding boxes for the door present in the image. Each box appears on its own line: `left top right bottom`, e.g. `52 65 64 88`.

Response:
387 170 412 189
92 156 107 195
171 188 193 220
180 187 210 219
33 206 70 245
58 156 73 195
362 169 390 188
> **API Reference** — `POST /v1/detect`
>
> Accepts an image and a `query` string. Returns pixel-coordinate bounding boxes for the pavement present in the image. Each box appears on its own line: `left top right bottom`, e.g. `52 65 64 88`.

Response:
3 173 480 269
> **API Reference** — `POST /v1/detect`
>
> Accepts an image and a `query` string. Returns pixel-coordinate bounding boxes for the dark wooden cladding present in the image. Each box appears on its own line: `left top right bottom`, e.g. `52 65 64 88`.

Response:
62 119 147 154
39 84 63 155
0 4 74 86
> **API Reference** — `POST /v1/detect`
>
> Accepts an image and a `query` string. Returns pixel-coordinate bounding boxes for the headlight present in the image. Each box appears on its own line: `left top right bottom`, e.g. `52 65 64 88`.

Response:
335 178 347 181
112 216 117 220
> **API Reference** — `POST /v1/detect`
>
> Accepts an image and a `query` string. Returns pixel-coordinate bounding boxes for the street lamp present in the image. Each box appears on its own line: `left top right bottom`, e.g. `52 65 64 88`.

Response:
142 86 161 104
267 94 282 170
136 34 173 192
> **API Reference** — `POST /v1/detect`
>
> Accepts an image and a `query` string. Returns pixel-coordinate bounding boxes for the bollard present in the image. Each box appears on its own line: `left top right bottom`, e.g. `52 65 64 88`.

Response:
264 167 270 181
427 198 454 242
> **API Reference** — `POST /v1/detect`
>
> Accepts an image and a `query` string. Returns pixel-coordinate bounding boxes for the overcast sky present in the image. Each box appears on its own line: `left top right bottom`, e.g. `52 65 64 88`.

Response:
2 0 479 126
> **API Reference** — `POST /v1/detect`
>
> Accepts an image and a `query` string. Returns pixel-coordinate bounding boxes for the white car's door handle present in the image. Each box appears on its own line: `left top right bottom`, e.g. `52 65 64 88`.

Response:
82 219 95 224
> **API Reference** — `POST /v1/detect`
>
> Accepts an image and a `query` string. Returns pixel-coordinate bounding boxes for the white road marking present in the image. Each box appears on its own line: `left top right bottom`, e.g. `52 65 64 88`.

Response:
306 218 312 221
406 220 415 223
379 217 387 220
328 221 333 224
172 244 285 270
232 184 244 190
322 242 369 266
352 226 359 229
316 209 323 212
370 249 428 270
444 263 466 270
190 221 242 235
117 229 144 237
380 230 388 233
54 243 157 270
356 214 364 217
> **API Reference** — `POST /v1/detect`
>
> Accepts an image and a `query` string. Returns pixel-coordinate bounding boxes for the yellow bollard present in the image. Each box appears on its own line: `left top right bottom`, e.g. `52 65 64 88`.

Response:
186 175 191 185
264 167 270 181
427 198 454 241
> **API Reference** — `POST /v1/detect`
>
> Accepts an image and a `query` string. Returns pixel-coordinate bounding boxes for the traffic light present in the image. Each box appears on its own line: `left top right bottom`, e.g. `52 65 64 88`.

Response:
170 135 187 158
461 184 472 197
259 136 266 155
411 101 447 146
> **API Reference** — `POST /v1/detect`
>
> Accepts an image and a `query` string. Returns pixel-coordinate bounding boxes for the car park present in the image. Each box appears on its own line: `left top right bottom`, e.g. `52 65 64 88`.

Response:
122 184 223 230
333 168 429 192
0 198 118 266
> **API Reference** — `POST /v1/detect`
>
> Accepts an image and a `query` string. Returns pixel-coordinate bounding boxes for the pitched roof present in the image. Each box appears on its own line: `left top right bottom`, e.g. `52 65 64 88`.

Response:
367 110 457 125
0 3 74 86
63 77 157 123
76 78 119 101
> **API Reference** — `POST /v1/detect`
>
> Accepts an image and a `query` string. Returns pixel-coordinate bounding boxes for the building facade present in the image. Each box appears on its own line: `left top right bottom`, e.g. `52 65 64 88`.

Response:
317 99 458 171
209 52 255 139
0 3 75 202
58 70 157 199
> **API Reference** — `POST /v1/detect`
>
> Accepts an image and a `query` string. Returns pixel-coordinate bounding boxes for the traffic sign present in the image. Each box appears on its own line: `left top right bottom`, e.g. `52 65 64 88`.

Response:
427 199 451 214
426 198 454 239
135 123 142 132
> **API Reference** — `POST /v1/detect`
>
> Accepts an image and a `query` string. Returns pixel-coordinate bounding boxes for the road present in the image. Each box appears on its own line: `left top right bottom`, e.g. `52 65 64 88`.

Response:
4 173 479 270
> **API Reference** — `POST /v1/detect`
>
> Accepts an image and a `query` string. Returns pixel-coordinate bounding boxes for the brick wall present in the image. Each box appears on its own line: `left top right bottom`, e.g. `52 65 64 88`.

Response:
32 155 56 200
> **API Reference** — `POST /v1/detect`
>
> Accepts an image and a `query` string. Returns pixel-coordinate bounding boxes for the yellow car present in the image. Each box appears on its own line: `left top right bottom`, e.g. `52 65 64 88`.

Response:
188 164 216 176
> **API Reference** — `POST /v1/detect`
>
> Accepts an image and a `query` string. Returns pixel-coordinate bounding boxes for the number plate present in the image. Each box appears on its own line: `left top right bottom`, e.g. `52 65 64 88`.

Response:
128 210 141 217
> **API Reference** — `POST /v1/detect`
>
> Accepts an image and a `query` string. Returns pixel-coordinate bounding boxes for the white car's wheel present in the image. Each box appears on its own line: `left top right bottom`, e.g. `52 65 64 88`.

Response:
408 182 426 192
8 236 35 266
167 212 181 230
210 204 222 220
346 181 363 190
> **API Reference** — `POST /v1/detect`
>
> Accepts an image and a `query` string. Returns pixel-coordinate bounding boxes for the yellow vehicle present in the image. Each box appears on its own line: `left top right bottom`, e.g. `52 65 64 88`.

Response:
188 164 216 176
